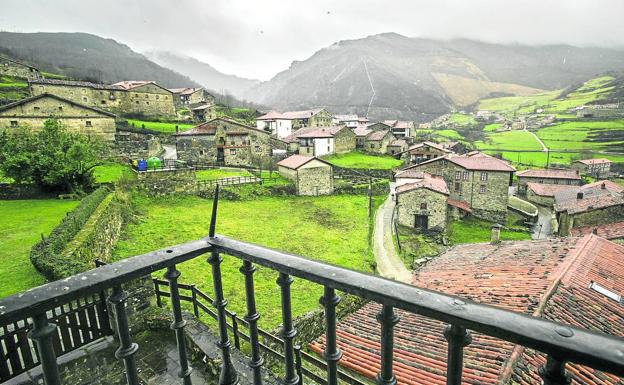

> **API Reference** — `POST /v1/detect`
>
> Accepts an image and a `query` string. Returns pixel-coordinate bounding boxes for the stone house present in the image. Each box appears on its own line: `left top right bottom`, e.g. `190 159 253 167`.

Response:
555 180 624 236
256 108 333 138
191 103 216 122
353 123 373 149
365 130 395 154
525 183 577 207
387 139 408 156
571 158 612 178
400 141 453 164
516 169 582 195
0 55 41 79
175 117 286 166
29 79 176 119
332 114 359 128
400 151 515 222
284 125 356 157
168 87 214 109
396 173 449 230
383 119 413 138
0 93 116 141
277 154 333 196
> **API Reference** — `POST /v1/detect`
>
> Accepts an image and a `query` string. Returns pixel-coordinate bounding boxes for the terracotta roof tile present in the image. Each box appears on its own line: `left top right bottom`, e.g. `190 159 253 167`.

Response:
447 198 472 212
111 80 155 90
366 130 391 141
575 158 612 165
554 181 624 214
284 125 345 142
396 174 449 195
526 183 578 197
406 141 452 153
276 154 327 170
258 109 326 120
407 151 515 172
570 220 624 239
517 169 581 180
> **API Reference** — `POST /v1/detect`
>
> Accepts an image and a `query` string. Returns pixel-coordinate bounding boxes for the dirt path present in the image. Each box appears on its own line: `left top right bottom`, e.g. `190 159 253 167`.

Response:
373 193 412 283
524 129 548 152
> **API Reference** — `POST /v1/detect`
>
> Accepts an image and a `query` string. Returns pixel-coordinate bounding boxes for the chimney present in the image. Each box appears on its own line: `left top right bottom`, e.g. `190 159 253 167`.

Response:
491 224 502 245
577 191 584 200
601 182 606 190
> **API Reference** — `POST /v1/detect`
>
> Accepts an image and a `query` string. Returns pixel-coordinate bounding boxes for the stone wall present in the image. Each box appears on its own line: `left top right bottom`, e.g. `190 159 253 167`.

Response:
117 83 176 118
333 128 357 154
114 129 163 160
296 164 333 196
571 204 624 229
396 188 448 230
0 57 41 79
135 168 197 196
526 189 555 207
0 95 116 141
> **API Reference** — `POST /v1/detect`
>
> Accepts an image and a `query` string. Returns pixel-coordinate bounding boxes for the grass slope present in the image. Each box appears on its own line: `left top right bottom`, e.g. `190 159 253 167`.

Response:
127 119 194 134
448 217 531 244
0 199 79 298
113 194 380 329
322 151 403 170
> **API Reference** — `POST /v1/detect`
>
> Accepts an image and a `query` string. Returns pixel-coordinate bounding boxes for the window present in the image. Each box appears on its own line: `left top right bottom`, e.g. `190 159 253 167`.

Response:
58 106 63 112
10 120 18 127
589 281 621 302
455 182 462 192
420 203 427 210
462 171 469 180
146 101 149 105
101 100 106 105
83 97 88 102
145 94 149 99
554 179 559 184
33 106 40 112
135 101 139 104
480 185 486 193
455 171 461 180
85 121 92 127
480 172 488 181
230 149 236 155
441 159 447 167
199 150 204 156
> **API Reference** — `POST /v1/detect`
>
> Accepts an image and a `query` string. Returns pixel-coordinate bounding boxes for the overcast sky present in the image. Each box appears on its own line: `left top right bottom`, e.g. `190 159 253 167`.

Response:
2 0 624 80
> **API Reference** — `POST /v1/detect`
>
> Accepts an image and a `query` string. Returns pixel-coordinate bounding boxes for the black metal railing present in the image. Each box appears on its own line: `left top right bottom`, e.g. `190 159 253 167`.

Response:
152 279 367 385
0 186 623 385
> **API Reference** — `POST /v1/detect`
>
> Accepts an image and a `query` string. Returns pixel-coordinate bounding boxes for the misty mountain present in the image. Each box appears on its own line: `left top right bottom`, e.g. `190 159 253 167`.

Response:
246 33 624 121
145 51 259 99
0 32 200 88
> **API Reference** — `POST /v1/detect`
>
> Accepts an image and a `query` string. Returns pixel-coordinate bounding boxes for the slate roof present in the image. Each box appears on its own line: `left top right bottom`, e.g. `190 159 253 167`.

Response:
526 183 578 197
396 174 449 195
517 169 581 180
111 80 154 90
168 87 201 95
570 220 624 240
353 123 373 137
283 125 345 142
388 139 408 148
405 141 452 154
29 78 122 91
277 154 331 170
383 120 413 129
257 109 326 120
334 114 359 121
0 93 116 117
311 235 624 385
175 117 263 136
366 130 391 141
395 169 426 179
575 158 612 165
405 151 515 172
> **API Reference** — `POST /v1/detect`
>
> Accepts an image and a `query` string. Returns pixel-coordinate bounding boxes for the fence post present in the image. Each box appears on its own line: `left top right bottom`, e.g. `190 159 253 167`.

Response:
191 285 199 317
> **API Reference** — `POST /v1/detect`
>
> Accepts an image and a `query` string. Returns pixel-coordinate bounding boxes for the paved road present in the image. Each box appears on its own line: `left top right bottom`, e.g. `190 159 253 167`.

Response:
532 205 553 239
372 192 412 283
162 144 177 159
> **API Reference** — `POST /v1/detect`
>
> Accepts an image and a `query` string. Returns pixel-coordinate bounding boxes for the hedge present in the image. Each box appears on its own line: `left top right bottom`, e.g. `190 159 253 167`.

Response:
30 186 111 280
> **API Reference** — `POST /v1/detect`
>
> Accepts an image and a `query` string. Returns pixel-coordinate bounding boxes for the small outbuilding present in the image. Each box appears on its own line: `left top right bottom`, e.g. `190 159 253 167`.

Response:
395 173 449 231
277 154 334 196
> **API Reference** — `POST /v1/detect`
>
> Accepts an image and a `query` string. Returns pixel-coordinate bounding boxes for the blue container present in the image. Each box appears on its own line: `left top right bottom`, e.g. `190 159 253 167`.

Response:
137 159 147 171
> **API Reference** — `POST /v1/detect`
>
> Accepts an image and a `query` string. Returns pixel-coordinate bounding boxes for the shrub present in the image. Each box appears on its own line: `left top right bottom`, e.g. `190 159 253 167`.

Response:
30 186 111 280
197 183 296 200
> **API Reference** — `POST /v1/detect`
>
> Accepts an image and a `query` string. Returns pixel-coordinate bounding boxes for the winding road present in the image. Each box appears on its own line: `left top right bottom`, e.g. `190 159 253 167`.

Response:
372 189 412 283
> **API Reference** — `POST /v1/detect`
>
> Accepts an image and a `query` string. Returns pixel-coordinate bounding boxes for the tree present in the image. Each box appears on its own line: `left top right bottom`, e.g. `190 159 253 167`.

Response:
0 119 106 193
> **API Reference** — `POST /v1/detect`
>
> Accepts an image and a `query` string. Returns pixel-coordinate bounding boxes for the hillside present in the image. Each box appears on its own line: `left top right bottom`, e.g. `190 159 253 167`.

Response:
145 51 259 99
0 32 199 88
246 33 624 120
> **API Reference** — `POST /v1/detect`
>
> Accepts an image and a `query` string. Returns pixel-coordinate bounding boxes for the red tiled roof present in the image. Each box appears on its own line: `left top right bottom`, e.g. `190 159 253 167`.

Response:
175 117 262 136
406 141 452 154
396 174 449 195
284 125 345 142
313 235 624 385
258 109 326 120
517 169 581 180
554 181 624 214
407 152 515 172
353 123 373 137
366 130 391 141
447 198 472 212
277 154 330 170
111 80 154 90
582 179 624 193
256 110 285 120
168 87 201 95
575 158 612 165
383 120 413 129
395 169 426 179
526 183 578 197
570 220 624 239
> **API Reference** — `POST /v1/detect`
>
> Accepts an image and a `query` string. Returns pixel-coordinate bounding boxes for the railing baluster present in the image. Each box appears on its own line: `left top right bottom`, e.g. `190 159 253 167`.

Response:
165 265 193 385
375 305 399 385
208 249 239 385
109 285 140 385
539 354 571 385
240 260 264 385
277 272 299 385
320 287 341 385
231 312 241 350
29 313 61 385
444 324 471 385
294 344 303 385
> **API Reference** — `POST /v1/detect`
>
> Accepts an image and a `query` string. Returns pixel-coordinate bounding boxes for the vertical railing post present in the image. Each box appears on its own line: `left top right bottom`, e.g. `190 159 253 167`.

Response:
231 312 241 350
320 287 341 385
277 272 299 385
208 185 238 385
294 345 303 385
240 260 264 385
154 279 162 307
539 354 571 385
444 324 471 385
165 265 193 385
109 286 140 385
29 313 61 385
376 305 399 385
191 285 199 317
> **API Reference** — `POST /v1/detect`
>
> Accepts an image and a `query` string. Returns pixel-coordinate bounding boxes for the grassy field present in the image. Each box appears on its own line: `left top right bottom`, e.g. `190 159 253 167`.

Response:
0 199 80 298
93 163 132 183
113 194 381 329
322 151 403 170
195 168 253 180
475 130 544 151
448 113 477 126
536 120 624 151
127 119 194 134
448 217 531 244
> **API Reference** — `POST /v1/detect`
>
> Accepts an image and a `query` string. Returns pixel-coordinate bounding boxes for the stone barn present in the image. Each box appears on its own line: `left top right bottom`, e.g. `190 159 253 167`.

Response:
277 155 333 196
396 174 449 231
